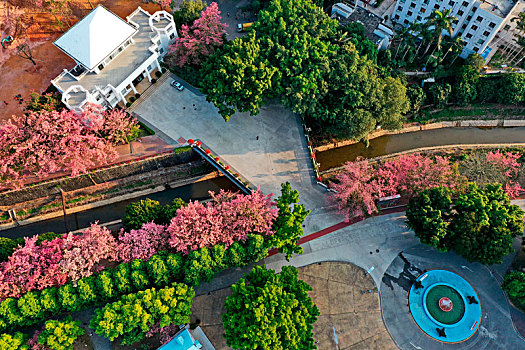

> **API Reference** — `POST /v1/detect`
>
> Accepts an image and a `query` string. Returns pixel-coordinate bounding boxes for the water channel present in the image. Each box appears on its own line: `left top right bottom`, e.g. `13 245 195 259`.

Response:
1 176 237 239
317 127 525 171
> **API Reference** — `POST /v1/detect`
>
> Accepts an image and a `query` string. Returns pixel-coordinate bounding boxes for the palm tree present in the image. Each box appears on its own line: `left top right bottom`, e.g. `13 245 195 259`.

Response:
393 26 411 59
441 36 464 64
422 9 456 56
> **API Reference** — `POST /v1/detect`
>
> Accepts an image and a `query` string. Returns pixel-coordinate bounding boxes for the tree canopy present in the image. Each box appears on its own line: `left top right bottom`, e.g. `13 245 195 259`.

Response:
222 265 319 350
407 183 524 265
200 0 408 140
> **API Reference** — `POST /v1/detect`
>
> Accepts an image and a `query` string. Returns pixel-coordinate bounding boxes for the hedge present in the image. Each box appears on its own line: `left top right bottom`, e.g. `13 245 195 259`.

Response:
0 234 267 332
90 282 194 345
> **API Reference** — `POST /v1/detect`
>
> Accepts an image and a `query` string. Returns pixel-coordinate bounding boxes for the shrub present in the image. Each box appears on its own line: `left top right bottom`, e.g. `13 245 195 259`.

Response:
126 102 132 107
36 232 61 245
503 271 525 310
0 238 19 262
428 83 451 108
152 78 157 84
90 282 195 345
121 198 163 231
129 96 136 103
0 332 27 350
134 93 141 98
155 71 162 78
38 318 85 350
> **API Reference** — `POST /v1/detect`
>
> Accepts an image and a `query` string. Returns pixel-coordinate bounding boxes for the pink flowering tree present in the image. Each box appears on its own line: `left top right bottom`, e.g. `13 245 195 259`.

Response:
330 154 466 220
0 236 67 300
0 105 138 188
167 189 278 254
118 222 171 263
486 150 523 198
60 223 119 281
168 2 227 67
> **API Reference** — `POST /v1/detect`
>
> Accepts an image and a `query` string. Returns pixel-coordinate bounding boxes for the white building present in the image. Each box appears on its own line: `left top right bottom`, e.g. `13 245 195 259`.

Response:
332 3 395 50
51 5 177 111
391 0 522 60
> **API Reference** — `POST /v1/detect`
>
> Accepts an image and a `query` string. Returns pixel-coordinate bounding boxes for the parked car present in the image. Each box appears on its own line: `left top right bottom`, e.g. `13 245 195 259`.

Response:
170 80 184 91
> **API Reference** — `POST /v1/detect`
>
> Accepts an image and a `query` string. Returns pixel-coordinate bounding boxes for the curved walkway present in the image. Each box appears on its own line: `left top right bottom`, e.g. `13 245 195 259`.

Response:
134 82 525 349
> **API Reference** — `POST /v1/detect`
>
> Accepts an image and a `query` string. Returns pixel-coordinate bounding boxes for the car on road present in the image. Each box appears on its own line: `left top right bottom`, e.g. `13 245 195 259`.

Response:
170 80 184 91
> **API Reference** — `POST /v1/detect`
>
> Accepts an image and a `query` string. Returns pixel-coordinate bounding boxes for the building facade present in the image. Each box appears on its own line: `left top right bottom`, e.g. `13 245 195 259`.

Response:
52 5 177 111
391 0 522 60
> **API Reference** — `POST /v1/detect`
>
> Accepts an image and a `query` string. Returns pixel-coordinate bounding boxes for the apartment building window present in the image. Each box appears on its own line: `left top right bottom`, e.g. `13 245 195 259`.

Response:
457 10 464 16
394 14 400 20
473 47 479 52
417 15 422 21
169 33 175 39
465 33 472 38
476 16 483 22
471 25 478 30
420 8 426 13
482 31 490 37
407 10 413 16
434 4 440 9
423 0 429 4
397 5 402 11
477 39 484 45
448 1 454 6
504 24 511 30
410 2 416 8
462 24 467 29
488 22 496 28
404 19 410 24
462 1 468 6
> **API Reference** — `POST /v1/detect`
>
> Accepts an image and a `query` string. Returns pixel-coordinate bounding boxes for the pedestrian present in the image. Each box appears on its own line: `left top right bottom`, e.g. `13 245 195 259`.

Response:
227 12 230 17
3 101 7 106
256 136 259 140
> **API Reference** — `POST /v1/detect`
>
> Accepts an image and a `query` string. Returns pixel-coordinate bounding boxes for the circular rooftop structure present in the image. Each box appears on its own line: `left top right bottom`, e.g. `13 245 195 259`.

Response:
408 270 481 343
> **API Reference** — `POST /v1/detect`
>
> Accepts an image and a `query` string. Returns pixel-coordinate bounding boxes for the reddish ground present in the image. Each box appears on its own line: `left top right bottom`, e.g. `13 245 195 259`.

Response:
0 0 161 122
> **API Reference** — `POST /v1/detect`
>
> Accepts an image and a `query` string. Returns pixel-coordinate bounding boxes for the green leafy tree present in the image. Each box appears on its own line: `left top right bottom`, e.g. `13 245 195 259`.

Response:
90 283 194 345
184 247 216 286
24 91 64 113
223 265 319 350
449 184 524 265
407 84 426 115
503 271 525 309
0 332 28 350
428 83 451 108
454 55 482 105
201 34 278 120
406 187 452 251
407 184 524 264
267 182 310 260
122 198 162 230
0 238 20 262
179 0 206 25
497 73 525 104
38 318 85 350
341 22 378 62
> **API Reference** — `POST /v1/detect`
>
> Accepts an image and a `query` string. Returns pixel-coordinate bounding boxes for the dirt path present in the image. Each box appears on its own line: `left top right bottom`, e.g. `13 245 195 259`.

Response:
0 0 161 122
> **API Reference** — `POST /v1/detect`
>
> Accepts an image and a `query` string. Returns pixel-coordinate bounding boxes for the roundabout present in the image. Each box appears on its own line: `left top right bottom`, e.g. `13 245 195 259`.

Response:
408 270 481 343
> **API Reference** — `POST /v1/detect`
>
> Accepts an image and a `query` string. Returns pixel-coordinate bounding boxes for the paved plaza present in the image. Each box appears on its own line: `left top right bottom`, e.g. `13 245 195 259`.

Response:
191 262 395 350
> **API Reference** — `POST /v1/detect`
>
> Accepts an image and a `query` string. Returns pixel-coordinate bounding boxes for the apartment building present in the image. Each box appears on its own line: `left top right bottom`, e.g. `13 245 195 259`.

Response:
52 5 177 111
391 0 522 60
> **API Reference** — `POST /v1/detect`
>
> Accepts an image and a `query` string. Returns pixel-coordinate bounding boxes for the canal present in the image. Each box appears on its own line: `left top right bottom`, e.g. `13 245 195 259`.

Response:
1 176 238 239
317 127 525 171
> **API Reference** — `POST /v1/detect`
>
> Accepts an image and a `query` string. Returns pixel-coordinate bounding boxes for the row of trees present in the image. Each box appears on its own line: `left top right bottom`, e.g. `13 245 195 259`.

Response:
407 183 524 265
0 182 309 332
0 104 139 188
0 317 84 350
329 153 466 219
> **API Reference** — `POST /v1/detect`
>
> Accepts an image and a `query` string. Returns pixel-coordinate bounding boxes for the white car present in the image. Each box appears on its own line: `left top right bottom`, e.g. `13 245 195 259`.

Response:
170 80 184 91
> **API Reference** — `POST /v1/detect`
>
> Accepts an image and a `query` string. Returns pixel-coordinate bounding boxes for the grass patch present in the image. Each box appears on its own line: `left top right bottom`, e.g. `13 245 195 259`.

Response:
0 213 9 221
173 146 192 154
412 105 525 123
137 121 155 137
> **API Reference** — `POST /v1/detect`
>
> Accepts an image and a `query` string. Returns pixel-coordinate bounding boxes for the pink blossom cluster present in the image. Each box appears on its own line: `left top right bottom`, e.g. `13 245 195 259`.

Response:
0 105 138 188
118 222 171 263
330 154 465 219
169 2 227 67
0 223 118 300
486 150 523 198
167 189 277 254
